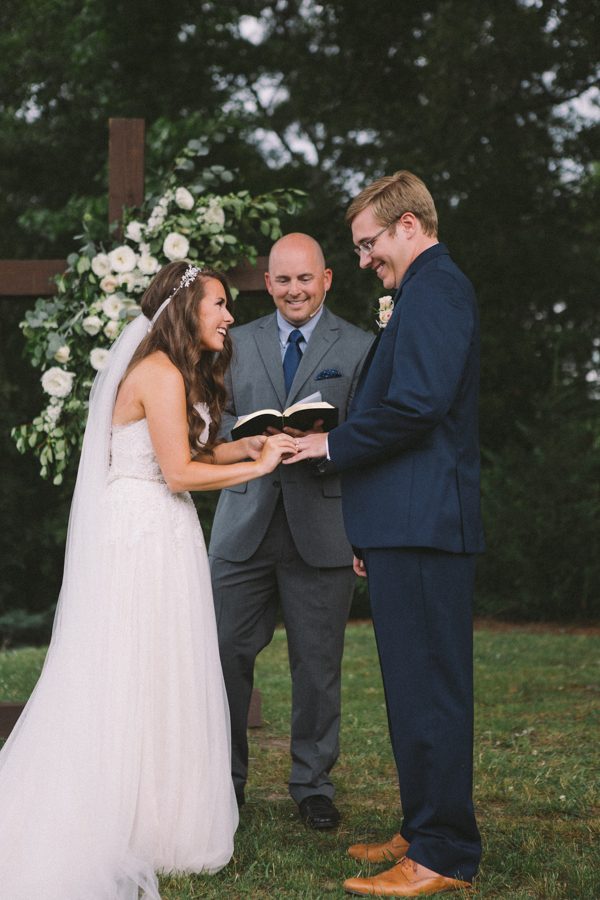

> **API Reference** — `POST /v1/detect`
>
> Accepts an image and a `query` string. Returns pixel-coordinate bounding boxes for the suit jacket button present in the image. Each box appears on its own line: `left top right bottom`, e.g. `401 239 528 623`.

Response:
272 479 280 487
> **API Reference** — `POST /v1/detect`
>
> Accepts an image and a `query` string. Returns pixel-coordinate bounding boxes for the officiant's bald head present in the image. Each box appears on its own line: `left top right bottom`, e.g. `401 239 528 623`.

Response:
265 233 332 326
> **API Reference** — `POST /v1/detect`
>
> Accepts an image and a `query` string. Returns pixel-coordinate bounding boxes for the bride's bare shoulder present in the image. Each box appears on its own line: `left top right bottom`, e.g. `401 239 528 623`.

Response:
133 352 183 384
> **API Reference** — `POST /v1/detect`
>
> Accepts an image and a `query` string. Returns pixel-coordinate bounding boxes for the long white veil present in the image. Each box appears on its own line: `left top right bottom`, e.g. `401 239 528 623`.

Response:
54 312 149 632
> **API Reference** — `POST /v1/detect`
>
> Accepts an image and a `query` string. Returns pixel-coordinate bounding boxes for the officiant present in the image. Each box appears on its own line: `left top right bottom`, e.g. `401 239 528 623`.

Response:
209 233 372 827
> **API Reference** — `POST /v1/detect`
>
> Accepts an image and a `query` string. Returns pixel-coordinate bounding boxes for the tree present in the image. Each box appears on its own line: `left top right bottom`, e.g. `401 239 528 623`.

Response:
2 0 599 627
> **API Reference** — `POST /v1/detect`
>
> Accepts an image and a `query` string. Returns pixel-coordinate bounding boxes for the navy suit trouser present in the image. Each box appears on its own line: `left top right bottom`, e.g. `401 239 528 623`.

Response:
362 547 481 883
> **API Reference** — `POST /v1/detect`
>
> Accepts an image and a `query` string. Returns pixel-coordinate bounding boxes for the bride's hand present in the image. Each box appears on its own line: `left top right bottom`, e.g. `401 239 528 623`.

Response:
257 433 297 473
243 435 267 460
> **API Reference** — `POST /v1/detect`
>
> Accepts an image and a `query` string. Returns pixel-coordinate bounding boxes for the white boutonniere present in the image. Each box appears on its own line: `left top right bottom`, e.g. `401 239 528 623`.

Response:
376 295 394 329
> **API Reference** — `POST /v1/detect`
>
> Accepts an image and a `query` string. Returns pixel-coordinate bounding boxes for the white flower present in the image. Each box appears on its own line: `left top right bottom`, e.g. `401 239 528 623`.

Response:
138 254 160 276
108 245 137 273
90 348 110 371
118 272 136 293
100 274 119 293
132 275 150 294
175 187 195 210
91 253 111 278
158 190 173 209
45 402 62 425
203 201 226 229
163 232 190 261
41 367 75 398
376 295 394 329
54 345 71 364
101 295 125 320
148 204 166 227
82 315 103 335
104 320 120 340
125 221 145 243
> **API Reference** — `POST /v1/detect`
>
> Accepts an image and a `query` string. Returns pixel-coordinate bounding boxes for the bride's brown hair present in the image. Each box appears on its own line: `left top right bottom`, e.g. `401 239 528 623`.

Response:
124 261 234 454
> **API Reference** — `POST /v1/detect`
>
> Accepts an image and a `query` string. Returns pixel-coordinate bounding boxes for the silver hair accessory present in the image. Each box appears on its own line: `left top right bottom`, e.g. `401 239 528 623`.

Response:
147 264 201 331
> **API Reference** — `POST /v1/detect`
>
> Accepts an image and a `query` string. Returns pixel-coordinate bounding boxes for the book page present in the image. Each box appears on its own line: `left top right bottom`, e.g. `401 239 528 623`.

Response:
284 392 323 415
234 408 282 428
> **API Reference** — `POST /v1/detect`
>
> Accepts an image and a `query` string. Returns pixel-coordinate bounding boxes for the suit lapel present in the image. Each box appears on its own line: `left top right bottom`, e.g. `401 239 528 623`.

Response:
254 315 287 408
351 331 381 409
287 309 340 404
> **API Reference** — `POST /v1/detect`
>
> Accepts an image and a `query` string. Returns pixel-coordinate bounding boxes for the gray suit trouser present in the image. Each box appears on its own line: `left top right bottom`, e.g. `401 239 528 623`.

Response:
209 498 354 804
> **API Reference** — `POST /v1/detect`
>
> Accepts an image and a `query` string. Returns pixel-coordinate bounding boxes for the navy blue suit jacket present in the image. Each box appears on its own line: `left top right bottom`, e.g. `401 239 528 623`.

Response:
328 243 485 554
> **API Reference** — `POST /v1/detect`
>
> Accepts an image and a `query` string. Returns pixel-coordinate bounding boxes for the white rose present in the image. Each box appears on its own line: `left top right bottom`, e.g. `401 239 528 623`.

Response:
108 245 137 273
203 203 226 229
378 295 393 309
100 274 119 293
54 345 71 364
138 254 160 276
163 232 190 261
118 272 136 293
101 295 124 320
104 320 120 340
82 315 103 335
125 221 144 243
41 367 75 398
138 242 151 255
91 253 111 278
90 348 110 371
175 187 195 210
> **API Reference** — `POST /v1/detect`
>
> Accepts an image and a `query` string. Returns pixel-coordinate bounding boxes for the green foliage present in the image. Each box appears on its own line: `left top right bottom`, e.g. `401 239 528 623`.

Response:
0 301 71 649
2 625 599 896
1 0 600 626
477 391 600 621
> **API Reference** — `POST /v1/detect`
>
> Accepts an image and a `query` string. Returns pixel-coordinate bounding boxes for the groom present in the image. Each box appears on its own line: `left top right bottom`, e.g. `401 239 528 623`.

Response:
288 171 484 896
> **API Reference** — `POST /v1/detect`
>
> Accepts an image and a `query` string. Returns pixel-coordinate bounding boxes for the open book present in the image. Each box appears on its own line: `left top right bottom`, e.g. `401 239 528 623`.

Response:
231 392 338 440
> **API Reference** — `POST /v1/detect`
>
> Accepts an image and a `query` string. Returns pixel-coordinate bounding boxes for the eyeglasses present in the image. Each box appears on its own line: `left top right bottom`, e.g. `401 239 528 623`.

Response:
353 220 397 257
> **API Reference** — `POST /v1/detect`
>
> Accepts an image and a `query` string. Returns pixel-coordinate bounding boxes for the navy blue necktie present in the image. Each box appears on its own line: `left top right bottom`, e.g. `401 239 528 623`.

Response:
283 329 304 393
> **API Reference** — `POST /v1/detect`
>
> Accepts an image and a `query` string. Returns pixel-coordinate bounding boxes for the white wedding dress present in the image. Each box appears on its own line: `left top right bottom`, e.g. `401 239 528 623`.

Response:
0 409 238 899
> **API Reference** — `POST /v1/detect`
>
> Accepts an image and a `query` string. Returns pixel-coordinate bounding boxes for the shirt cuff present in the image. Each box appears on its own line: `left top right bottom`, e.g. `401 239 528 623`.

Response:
325 434 331 461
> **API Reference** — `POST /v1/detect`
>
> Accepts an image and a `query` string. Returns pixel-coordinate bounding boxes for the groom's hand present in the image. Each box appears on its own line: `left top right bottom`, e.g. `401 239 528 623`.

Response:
283 418 325 438
282 431 328 464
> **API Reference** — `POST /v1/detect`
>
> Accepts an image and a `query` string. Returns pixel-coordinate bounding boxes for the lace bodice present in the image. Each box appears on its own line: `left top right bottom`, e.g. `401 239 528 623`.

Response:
109 403 210 484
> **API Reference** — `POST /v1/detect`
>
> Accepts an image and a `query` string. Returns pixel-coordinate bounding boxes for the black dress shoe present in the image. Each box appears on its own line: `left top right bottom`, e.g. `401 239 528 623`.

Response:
298 794 341 829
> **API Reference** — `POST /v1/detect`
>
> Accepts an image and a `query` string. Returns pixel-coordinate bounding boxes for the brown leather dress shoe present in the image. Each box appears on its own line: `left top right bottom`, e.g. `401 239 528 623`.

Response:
348 833 410 863
344 856 473 896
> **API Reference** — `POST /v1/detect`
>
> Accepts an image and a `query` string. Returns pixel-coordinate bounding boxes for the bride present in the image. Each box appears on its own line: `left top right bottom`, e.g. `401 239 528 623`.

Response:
0 261 296 900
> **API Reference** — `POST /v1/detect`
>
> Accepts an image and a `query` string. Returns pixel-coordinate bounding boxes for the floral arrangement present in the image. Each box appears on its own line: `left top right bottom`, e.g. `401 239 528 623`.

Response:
376 295 394 329
12 140 304 484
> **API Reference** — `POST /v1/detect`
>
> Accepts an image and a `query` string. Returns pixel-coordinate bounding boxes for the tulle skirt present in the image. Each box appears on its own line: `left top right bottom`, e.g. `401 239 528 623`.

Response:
0 477 238 899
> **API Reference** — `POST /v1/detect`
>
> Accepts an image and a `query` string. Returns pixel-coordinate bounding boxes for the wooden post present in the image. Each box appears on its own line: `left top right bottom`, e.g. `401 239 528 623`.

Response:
108 118 145 234
0 703 23 739
0 260 67 296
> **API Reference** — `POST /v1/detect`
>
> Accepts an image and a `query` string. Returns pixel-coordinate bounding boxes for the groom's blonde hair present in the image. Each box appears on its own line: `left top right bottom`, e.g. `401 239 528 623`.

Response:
346 170 438 238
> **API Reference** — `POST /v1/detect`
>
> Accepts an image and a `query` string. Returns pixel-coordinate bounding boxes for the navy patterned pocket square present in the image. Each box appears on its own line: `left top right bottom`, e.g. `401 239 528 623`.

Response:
315 368 342 380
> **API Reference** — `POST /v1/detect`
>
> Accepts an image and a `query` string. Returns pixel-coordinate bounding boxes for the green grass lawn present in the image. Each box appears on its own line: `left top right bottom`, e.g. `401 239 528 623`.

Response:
1 623 598 898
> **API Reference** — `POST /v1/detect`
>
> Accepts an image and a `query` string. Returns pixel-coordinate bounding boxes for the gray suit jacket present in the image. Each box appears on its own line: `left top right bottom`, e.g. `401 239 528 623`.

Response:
209 307 373 567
